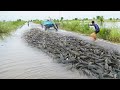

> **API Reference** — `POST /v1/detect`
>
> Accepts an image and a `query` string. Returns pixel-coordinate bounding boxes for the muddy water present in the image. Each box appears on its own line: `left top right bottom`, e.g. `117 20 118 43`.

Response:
0 22 88 79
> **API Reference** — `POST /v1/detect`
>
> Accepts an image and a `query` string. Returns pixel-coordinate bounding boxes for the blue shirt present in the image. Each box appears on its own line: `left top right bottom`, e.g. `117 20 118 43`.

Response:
93 24 100 31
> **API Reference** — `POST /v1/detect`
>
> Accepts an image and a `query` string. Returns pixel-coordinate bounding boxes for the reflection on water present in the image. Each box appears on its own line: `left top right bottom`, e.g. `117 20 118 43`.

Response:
0 22 87 79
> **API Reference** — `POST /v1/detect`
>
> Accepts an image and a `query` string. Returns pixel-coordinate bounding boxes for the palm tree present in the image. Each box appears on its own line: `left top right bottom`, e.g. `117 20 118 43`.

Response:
96 16 104 25
99 16 104 25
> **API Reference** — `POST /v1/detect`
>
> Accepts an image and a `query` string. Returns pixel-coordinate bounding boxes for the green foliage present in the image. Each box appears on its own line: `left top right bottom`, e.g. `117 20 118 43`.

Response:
0 21 25 39
59 20 120 43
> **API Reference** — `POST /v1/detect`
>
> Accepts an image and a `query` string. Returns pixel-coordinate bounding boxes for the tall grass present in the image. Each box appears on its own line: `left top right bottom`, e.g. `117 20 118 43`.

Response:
0 21 25 33
60 20 93 35
0 21 25 39
60 20 120 43
33 20 42 24
97 28 111 40
108 28 120 42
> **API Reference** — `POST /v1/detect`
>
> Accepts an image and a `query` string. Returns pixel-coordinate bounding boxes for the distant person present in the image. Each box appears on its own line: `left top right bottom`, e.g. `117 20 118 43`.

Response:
28 21 29 27
89 21 100 41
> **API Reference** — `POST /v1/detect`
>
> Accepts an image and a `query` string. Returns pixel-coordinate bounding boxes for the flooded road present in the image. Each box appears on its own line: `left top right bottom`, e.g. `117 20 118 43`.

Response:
0 22 87 79
1 22 120 79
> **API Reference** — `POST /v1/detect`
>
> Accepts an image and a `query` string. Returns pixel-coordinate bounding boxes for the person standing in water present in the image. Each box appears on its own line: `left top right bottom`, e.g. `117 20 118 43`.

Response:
28 21 29 27
89 21 100 41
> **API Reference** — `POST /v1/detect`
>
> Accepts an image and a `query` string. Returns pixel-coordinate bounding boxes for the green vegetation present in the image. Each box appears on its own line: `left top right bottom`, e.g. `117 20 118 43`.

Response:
60 20 92 34
32 19 42 24
108 28 120 42
60 20 120 43
33 16 120 43
0 20 25 39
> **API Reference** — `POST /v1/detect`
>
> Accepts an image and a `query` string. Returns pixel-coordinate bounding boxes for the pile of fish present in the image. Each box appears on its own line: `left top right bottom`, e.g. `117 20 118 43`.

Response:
23 28 120 79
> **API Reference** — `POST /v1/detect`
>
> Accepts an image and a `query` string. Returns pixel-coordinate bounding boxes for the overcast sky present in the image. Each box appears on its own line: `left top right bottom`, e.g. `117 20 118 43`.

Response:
0 11 120 21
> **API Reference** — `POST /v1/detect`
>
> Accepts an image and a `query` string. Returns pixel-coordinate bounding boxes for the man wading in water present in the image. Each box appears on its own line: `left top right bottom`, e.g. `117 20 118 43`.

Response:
89 21 100 41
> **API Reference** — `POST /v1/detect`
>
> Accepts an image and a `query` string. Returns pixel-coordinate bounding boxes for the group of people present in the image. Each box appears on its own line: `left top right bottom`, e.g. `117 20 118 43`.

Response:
28 19 100 41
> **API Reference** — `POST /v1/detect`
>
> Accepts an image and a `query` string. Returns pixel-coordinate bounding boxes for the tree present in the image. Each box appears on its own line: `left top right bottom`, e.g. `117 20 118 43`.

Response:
75 18 78 20
96 16 104 25
99 16 104 25
109 18 112 20
116 18 119 20
17 19 21 21
61 17 64 21
96 16 100 20
83 18 88 20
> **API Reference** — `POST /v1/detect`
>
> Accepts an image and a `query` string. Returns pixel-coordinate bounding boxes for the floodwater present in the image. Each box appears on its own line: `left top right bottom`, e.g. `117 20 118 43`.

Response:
1 22 120 79
0 22 88 79
99 22 120 28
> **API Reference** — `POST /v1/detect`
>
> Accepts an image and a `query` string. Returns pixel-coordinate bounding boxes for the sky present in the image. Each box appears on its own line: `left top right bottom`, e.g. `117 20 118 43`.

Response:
0 11 120 21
